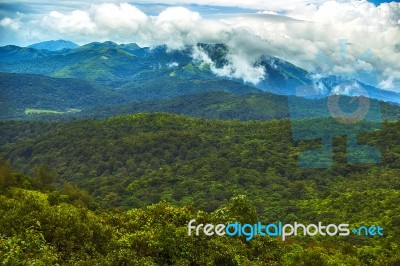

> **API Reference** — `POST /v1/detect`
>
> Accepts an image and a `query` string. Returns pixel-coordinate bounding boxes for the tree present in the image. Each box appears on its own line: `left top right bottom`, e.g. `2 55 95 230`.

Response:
34 164 56 189
0 158 15 190
227 195 258 224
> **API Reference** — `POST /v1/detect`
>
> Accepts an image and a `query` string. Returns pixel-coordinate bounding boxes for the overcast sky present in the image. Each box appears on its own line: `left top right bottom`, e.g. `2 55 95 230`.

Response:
0 0 399 90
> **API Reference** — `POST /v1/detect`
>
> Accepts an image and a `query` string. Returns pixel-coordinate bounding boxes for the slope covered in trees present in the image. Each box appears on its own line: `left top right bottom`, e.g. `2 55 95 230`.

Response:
1 113 399 226
0 160 399 265
77 91 400 121
0 72 127 118
1 113 400 264
3 82 400 122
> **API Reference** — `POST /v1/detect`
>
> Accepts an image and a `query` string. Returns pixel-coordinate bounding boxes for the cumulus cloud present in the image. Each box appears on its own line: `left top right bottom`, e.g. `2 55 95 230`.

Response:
153 7 202 49
192 46 266 84
167 62 179 68
0 17 22 31
93 3 148 34
1 1 399 90
43 10 96 34
331 81 369 97
41 3 148 42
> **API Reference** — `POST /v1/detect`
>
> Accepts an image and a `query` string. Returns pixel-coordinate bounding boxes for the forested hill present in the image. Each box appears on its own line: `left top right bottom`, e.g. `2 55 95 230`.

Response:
1 113 400 264
0 72 127 119
76 91 400 121
1 162 398 265
1 113 400 211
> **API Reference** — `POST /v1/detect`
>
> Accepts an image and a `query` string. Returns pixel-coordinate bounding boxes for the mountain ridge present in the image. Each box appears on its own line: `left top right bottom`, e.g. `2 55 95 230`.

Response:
2 72 399 122
28 40 79 51
1 41 399 106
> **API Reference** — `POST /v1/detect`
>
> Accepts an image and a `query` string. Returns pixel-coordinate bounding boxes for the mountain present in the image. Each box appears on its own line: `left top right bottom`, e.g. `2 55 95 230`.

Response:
0 72 127 119
119 42 141 51
319 76 400 104
198 44 400 104
0 41 326 90
0 45 55 62
67 91 400 122
2 113 400 264
74 91 290 120
0 71 266 120
1 71 400 121
1 41 399 105
28 40 79 51
1 113 399 210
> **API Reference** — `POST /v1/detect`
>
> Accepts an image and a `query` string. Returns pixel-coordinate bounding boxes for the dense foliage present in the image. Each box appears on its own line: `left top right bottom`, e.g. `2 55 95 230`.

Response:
2 113 400 210
0 72 127 118
77 91 400 121
2 80 400 122
1 113 400 264
1 161 399 265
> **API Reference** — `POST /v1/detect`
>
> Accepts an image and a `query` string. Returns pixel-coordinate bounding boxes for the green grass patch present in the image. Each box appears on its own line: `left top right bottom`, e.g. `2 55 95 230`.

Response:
24 108 81 115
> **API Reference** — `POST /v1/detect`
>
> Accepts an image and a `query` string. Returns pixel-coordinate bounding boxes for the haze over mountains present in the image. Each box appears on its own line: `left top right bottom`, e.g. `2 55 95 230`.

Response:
0 40 399 120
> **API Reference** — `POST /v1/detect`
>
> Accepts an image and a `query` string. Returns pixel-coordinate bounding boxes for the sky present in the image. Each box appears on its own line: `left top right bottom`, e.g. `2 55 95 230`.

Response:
0 0 399 90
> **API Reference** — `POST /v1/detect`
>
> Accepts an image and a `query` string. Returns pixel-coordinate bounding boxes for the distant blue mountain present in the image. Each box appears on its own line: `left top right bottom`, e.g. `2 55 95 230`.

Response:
1 41 399 105
28 40 79 51
0 45 54 62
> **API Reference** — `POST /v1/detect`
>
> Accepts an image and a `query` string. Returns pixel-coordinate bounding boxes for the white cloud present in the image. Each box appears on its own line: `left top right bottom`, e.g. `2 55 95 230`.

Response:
379 77 395 90
215 54 266 84
92 3 148 33
41 3 148 41
153 7 202 49
1 1 399 90
192 46 266 84
167 62 179 68
331 81 368 97
0 17 22 31
43 10 97 35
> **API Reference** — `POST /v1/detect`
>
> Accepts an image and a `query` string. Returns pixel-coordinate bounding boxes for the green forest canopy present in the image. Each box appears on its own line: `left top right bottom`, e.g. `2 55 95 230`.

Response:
1 113 400 265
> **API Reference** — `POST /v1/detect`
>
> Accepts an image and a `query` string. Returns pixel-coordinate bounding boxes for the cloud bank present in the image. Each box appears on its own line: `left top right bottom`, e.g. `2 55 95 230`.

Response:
0 1 399 90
